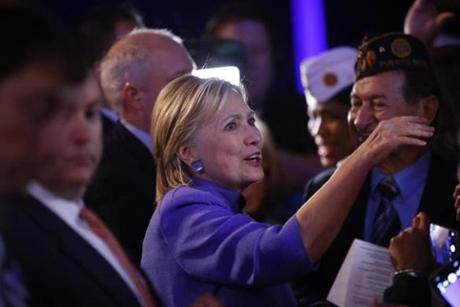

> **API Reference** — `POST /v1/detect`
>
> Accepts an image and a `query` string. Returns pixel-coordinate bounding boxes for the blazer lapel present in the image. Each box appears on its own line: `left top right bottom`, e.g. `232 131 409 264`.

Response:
22 196 142 306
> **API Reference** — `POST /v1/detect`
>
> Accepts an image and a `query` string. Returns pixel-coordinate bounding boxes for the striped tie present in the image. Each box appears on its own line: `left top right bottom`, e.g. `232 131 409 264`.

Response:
370 176 401 247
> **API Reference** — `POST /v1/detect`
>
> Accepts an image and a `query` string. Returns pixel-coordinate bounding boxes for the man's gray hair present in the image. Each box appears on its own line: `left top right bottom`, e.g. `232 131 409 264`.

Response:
99 28 184 113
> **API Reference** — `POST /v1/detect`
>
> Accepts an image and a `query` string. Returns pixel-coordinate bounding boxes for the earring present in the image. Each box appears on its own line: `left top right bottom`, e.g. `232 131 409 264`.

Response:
191 160 204 173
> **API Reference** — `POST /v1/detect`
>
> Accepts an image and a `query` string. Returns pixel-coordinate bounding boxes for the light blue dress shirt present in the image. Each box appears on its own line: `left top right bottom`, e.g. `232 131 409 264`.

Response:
120 119 153 153
100 106 118 123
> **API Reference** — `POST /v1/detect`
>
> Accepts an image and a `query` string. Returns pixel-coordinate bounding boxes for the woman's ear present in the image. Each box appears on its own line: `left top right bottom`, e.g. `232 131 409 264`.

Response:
417 95 439 125
177 144 197 167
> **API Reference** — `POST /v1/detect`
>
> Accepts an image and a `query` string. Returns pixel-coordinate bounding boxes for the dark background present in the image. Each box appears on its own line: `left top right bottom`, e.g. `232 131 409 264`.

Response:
36 0 459 92
38 0 415 43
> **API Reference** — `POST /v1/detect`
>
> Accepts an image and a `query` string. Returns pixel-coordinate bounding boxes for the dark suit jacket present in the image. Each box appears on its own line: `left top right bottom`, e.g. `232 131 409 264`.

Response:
85 121 156 263
0 195 144 307
101 112 115 145
295 149 460 303
383 274 431 307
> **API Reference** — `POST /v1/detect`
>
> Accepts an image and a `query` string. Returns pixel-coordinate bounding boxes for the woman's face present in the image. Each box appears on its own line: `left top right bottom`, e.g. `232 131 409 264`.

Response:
193 91 264 192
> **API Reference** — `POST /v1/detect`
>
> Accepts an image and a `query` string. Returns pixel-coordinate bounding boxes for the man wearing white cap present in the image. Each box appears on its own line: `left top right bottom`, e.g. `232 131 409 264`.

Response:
300 46 357 168
294 47 358 304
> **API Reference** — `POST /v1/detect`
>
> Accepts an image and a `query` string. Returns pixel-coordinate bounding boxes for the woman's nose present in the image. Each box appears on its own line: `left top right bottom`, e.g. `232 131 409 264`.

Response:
245 125 262 146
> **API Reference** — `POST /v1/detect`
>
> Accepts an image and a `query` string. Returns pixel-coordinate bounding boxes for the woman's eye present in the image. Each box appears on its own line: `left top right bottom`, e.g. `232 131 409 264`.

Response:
225 122 237 131
248 117 256 126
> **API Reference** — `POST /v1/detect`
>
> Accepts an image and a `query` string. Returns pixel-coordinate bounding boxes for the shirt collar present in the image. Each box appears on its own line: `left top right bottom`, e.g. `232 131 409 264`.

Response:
371 150 431 200
120 119 153 152
26 181 84 225
99 107 118 123
192 177 241 213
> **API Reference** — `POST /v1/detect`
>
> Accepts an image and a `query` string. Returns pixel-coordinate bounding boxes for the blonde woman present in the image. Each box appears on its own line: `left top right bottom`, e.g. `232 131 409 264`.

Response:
141 75 433 306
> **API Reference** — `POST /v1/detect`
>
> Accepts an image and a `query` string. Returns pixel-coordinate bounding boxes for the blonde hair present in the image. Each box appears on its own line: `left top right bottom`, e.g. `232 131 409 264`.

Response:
152 75 247 202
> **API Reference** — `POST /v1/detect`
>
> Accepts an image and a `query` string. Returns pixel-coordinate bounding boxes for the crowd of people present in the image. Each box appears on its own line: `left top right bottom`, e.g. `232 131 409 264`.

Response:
0 0 460 306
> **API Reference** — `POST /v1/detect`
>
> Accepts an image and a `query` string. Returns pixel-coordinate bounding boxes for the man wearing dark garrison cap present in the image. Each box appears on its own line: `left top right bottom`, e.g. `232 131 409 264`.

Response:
297 33 460 304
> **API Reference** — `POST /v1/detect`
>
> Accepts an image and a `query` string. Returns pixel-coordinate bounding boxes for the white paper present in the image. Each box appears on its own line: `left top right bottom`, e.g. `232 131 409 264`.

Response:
327 239 394 307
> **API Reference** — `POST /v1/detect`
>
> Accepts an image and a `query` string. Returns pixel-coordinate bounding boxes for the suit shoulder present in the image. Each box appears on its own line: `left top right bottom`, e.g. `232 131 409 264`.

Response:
303 167 336 200
311 167 336 184
430 149 458 171
0 197 37 230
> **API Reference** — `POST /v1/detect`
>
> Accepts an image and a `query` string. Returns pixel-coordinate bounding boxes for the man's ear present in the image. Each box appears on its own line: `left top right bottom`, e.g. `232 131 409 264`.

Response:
122 82 143 111
418 95 439 125
177 143 197 167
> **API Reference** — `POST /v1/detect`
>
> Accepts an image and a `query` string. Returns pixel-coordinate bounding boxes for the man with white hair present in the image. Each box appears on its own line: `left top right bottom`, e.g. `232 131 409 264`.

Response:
85 28 195 263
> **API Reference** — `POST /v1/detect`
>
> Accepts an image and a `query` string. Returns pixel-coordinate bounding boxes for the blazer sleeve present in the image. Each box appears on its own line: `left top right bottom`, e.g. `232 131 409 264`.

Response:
157 189 312 287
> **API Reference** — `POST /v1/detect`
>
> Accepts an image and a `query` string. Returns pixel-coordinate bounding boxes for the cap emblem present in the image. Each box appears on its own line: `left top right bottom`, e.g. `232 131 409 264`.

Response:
390 38 411 58
366 50 377 68
323 72 338 87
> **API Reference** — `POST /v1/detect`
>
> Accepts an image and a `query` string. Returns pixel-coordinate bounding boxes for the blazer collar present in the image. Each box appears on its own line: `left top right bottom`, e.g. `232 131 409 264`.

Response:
21 195 143 306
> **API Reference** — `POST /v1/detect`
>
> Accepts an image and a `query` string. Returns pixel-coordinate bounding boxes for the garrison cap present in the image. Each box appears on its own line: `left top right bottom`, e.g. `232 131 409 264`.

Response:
355 32 432 80
301 46 356 105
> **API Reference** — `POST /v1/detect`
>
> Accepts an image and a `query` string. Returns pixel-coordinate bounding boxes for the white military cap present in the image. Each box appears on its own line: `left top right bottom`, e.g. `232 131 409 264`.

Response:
300 46 356 104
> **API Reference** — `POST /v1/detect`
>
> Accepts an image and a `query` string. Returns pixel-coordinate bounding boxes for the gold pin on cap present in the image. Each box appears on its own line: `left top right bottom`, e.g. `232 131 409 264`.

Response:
323 72 338 87
390 38 411 58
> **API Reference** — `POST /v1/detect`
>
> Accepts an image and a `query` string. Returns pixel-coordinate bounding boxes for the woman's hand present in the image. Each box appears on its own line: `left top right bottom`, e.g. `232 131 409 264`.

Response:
353 116 434 168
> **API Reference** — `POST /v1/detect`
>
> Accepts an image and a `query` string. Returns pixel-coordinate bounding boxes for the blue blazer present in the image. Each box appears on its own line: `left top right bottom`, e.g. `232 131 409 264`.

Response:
142 178 312 307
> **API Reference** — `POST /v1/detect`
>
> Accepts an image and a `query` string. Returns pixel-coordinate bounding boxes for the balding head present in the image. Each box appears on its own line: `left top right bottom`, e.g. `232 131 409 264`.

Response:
100 28 195 132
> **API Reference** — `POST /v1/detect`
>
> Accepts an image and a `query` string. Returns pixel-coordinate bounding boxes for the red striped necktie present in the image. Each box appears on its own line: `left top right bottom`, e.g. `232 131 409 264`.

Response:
79 207 156 307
